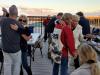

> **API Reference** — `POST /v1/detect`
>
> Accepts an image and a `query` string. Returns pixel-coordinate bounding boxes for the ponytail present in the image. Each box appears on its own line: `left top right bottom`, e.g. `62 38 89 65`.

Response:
90 63 100 75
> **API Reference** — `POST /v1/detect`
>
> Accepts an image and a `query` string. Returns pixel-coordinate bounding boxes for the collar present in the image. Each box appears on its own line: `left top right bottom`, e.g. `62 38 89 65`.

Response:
79 63 90 69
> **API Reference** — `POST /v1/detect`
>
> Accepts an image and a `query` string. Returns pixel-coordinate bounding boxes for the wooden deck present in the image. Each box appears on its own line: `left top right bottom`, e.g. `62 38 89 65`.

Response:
0 41 53 75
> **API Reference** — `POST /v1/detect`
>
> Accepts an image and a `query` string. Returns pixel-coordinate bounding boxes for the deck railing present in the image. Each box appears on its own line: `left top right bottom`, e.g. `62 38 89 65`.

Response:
27 16 47 34
1 16 99 34
87 16 100 28
27 16 100 34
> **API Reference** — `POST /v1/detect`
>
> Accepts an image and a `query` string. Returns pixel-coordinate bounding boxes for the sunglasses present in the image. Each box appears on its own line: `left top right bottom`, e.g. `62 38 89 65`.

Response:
19 19 27 23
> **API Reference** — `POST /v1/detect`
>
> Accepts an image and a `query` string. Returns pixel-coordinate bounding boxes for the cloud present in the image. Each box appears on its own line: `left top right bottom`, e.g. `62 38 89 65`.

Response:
0 6 57 16
1 5 99 16
19 7 56 16
85 11 100 16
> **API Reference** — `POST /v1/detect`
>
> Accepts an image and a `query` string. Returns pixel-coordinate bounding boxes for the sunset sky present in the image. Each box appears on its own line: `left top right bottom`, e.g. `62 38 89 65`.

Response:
0 0 100 16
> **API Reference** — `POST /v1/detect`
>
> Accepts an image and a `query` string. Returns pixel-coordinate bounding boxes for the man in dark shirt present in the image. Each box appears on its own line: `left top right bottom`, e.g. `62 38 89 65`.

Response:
1 5 23 75
46 13 63 33
76 12 90 36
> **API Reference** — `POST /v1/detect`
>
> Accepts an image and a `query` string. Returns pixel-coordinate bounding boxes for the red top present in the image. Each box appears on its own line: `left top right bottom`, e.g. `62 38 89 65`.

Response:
43 18 50 27
60 24 76 58
55 24 63 29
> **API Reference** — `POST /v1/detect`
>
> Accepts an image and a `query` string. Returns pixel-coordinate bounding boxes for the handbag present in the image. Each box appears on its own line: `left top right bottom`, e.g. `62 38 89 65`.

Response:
49 43 61 64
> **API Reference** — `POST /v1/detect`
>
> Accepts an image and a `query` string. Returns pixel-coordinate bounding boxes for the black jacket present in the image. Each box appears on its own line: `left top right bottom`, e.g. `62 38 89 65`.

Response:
20 27 31 52
46 17 57 33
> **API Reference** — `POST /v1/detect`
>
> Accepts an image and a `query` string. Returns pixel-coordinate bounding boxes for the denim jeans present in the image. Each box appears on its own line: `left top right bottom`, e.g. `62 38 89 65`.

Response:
22 52 29 71
22 52 32 75
60 57 68 75
3 50 21 75
52 63 59 75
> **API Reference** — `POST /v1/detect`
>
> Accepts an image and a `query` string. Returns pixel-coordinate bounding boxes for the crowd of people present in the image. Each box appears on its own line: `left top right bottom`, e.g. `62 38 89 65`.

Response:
0 4 100 75
43 9 100 75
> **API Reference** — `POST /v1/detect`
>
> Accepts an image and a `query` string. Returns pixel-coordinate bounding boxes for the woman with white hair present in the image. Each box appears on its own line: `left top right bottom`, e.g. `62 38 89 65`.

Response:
71 43 100 75
68 15 83 74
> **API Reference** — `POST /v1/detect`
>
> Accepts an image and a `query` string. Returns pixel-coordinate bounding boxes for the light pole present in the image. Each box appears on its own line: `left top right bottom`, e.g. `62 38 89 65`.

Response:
41 8 42 34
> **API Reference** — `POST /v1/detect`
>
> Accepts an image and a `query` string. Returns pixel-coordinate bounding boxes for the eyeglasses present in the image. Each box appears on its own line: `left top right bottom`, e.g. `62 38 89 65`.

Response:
19 19 27 23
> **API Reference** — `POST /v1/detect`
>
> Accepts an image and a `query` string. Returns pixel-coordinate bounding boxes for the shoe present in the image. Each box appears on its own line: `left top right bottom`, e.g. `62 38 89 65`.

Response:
20 67 23 75
27 67 32 75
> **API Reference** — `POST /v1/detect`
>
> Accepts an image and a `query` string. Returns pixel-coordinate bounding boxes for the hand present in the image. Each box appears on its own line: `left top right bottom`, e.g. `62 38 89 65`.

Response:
21 35 32 41
87 34 95 39
10 24 18 31
29 35 32 39
74 51 78 59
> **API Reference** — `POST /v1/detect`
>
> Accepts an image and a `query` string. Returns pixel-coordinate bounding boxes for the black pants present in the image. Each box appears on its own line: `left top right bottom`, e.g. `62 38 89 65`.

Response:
0 50 3 62
74 56 79 69
27 45 31 56
0 50 3 75
44 27 48 41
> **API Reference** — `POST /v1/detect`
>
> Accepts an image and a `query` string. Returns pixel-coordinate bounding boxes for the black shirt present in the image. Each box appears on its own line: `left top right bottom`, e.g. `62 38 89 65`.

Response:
20 27 31 52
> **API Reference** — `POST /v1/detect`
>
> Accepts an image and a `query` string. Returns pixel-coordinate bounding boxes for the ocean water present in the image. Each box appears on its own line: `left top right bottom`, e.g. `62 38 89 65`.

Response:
29 22 44 33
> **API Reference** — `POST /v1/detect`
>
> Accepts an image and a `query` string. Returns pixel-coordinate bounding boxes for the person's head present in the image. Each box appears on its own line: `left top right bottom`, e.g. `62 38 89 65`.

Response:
56 12 63 19
47 15 51 19
9 5 18 19
61 13 72 26
2 7 9 17
78 43 97 64
18 15 28 26
76 11 84 17
78 43 100 75
71 15 80 30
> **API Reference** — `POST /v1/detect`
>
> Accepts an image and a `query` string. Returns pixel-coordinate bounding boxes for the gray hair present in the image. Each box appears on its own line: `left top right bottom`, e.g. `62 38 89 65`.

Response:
62 13 72 25
9 5 18 16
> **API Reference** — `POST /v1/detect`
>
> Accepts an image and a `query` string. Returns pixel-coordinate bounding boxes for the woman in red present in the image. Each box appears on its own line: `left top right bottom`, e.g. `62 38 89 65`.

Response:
60 13 77 75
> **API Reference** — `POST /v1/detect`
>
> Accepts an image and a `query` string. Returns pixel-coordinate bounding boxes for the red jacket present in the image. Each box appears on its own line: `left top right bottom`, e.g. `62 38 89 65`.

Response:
60 25 76 58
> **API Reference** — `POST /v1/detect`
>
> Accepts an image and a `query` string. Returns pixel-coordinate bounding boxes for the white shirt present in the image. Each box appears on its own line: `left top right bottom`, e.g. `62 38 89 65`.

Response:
73 24 83 49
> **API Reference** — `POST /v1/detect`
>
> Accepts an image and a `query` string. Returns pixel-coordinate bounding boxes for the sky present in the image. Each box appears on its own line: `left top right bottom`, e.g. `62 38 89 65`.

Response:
0 0 100 16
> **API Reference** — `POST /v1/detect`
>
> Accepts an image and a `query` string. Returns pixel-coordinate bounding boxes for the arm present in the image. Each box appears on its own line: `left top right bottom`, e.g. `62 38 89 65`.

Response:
10 24 25 34
21 34 32 41
10 24 32 41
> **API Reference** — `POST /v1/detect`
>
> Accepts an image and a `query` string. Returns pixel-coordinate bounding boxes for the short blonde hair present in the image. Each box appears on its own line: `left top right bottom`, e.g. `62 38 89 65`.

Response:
78 43 100 75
